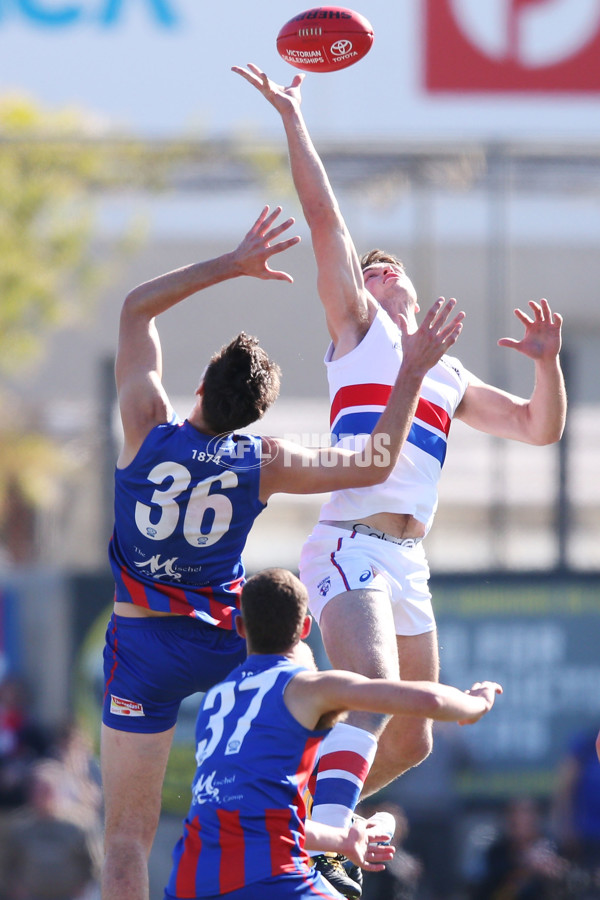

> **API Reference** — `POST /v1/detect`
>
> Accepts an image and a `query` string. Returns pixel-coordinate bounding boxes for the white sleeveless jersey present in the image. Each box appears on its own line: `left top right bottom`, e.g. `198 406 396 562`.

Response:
319 305 470 534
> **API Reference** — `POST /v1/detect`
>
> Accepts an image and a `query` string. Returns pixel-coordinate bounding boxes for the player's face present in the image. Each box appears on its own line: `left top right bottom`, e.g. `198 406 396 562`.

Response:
362 263 418 311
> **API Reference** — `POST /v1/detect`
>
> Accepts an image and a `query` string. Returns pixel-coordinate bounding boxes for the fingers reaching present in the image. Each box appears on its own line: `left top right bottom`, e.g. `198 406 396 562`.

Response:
232 63 305 111
235 206 301 283
497 298 563 359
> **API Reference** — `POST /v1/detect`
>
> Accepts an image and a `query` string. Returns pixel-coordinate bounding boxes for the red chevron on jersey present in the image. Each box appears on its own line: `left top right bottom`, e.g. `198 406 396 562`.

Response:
419 396 451 435
330 383 392 426
330 383 451 435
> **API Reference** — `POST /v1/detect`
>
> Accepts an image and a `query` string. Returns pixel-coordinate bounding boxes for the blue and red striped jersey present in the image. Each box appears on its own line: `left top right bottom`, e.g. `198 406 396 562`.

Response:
166 655 329 897
109 420 265 628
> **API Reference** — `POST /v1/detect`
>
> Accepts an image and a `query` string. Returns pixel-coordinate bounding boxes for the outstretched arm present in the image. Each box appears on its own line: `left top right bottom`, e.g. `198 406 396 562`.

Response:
115 206 300 465
259 295 464 500
233 64 372 353
456 298 566 444
285 671 502 732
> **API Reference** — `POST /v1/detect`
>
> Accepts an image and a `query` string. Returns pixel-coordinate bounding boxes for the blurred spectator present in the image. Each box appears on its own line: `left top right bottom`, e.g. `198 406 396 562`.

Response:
50 721 102 821
49 720 104 875
552 728 600 875
469 796 571 900
0 674 51 810
358 801 422 900
381 720 471 899
0 758 99 900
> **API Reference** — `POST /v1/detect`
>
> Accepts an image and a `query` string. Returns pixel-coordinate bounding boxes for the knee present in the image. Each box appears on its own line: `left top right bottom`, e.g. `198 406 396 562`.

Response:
104 831 151 863
403 728 433 770
103 808 159 861
381 722 433 774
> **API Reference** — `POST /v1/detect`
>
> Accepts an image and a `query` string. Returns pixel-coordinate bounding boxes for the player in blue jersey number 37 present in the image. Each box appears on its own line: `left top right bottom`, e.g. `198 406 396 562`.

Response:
164 567 501 900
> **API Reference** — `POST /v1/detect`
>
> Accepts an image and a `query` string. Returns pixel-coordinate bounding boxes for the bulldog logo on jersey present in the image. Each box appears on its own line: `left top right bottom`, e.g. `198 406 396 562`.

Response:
317 576 331 597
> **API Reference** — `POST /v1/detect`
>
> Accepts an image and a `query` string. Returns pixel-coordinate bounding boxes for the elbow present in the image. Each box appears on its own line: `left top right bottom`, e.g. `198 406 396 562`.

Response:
531 423 566 446
522 406 567 446
373 466 392 486
359 463 393 488
372 449 402 485
121 289 142 319
348 441 399 488
423 693 447 719
123 284 144 307
121 287 153 327
363 439 399 486
542 432 564 447
550 417 567 444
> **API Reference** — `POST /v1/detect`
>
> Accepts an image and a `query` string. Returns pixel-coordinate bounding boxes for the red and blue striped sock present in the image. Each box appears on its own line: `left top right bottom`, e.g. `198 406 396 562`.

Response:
309 722 378 841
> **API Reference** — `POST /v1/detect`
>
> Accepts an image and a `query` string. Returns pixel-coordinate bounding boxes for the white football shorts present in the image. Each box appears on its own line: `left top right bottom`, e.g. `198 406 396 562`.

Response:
299 522 435 636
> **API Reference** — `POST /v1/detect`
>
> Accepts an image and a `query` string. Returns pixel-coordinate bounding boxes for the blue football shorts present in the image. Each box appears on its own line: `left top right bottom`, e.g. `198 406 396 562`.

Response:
102 613 247 734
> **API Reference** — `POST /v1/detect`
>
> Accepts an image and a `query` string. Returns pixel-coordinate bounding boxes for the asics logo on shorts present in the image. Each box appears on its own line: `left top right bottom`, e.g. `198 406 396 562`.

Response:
360 569 372 583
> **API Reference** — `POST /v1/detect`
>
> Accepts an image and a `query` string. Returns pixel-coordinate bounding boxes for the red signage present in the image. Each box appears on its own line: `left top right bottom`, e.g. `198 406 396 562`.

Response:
425 0 600 92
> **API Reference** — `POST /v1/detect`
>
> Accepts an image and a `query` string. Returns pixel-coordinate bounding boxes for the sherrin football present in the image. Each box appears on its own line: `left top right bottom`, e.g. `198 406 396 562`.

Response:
277 7 374 73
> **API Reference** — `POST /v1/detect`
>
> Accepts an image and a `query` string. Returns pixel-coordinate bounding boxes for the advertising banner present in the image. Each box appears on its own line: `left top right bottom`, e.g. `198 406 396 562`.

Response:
425 0 600 92
434 573 600 797
2 1 600 140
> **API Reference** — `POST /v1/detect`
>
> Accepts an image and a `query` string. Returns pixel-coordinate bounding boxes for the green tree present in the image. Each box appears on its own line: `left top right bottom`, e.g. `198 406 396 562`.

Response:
0 96 149 563
0 97 266 564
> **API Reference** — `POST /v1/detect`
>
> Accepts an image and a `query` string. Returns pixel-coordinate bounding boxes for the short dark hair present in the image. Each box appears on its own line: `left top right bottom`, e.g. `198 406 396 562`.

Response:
360 249 405 272
202 332 281 434
241 568 308 654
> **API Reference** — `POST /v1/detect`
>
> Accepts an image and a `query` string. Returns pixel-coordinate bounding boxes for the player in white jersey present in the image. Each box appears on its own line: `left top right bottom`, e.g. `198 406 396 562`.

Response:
234 64 566 896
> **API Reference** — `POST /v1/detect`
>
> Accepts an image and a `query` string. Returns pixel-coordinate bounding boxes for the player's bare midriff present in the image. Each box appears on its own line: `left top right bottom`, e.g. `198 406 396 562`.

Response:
325 511 426 541
113 601 185 618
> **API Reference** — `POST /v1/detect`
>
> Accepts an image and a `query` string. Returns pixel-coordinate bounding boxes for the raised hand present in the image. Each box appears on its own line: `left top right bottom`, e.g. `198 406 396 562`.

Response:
399 296 465 377
459 681 503 725
498 299 563 361
232 63 304 116
231 206 301 283
341 817 395 871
